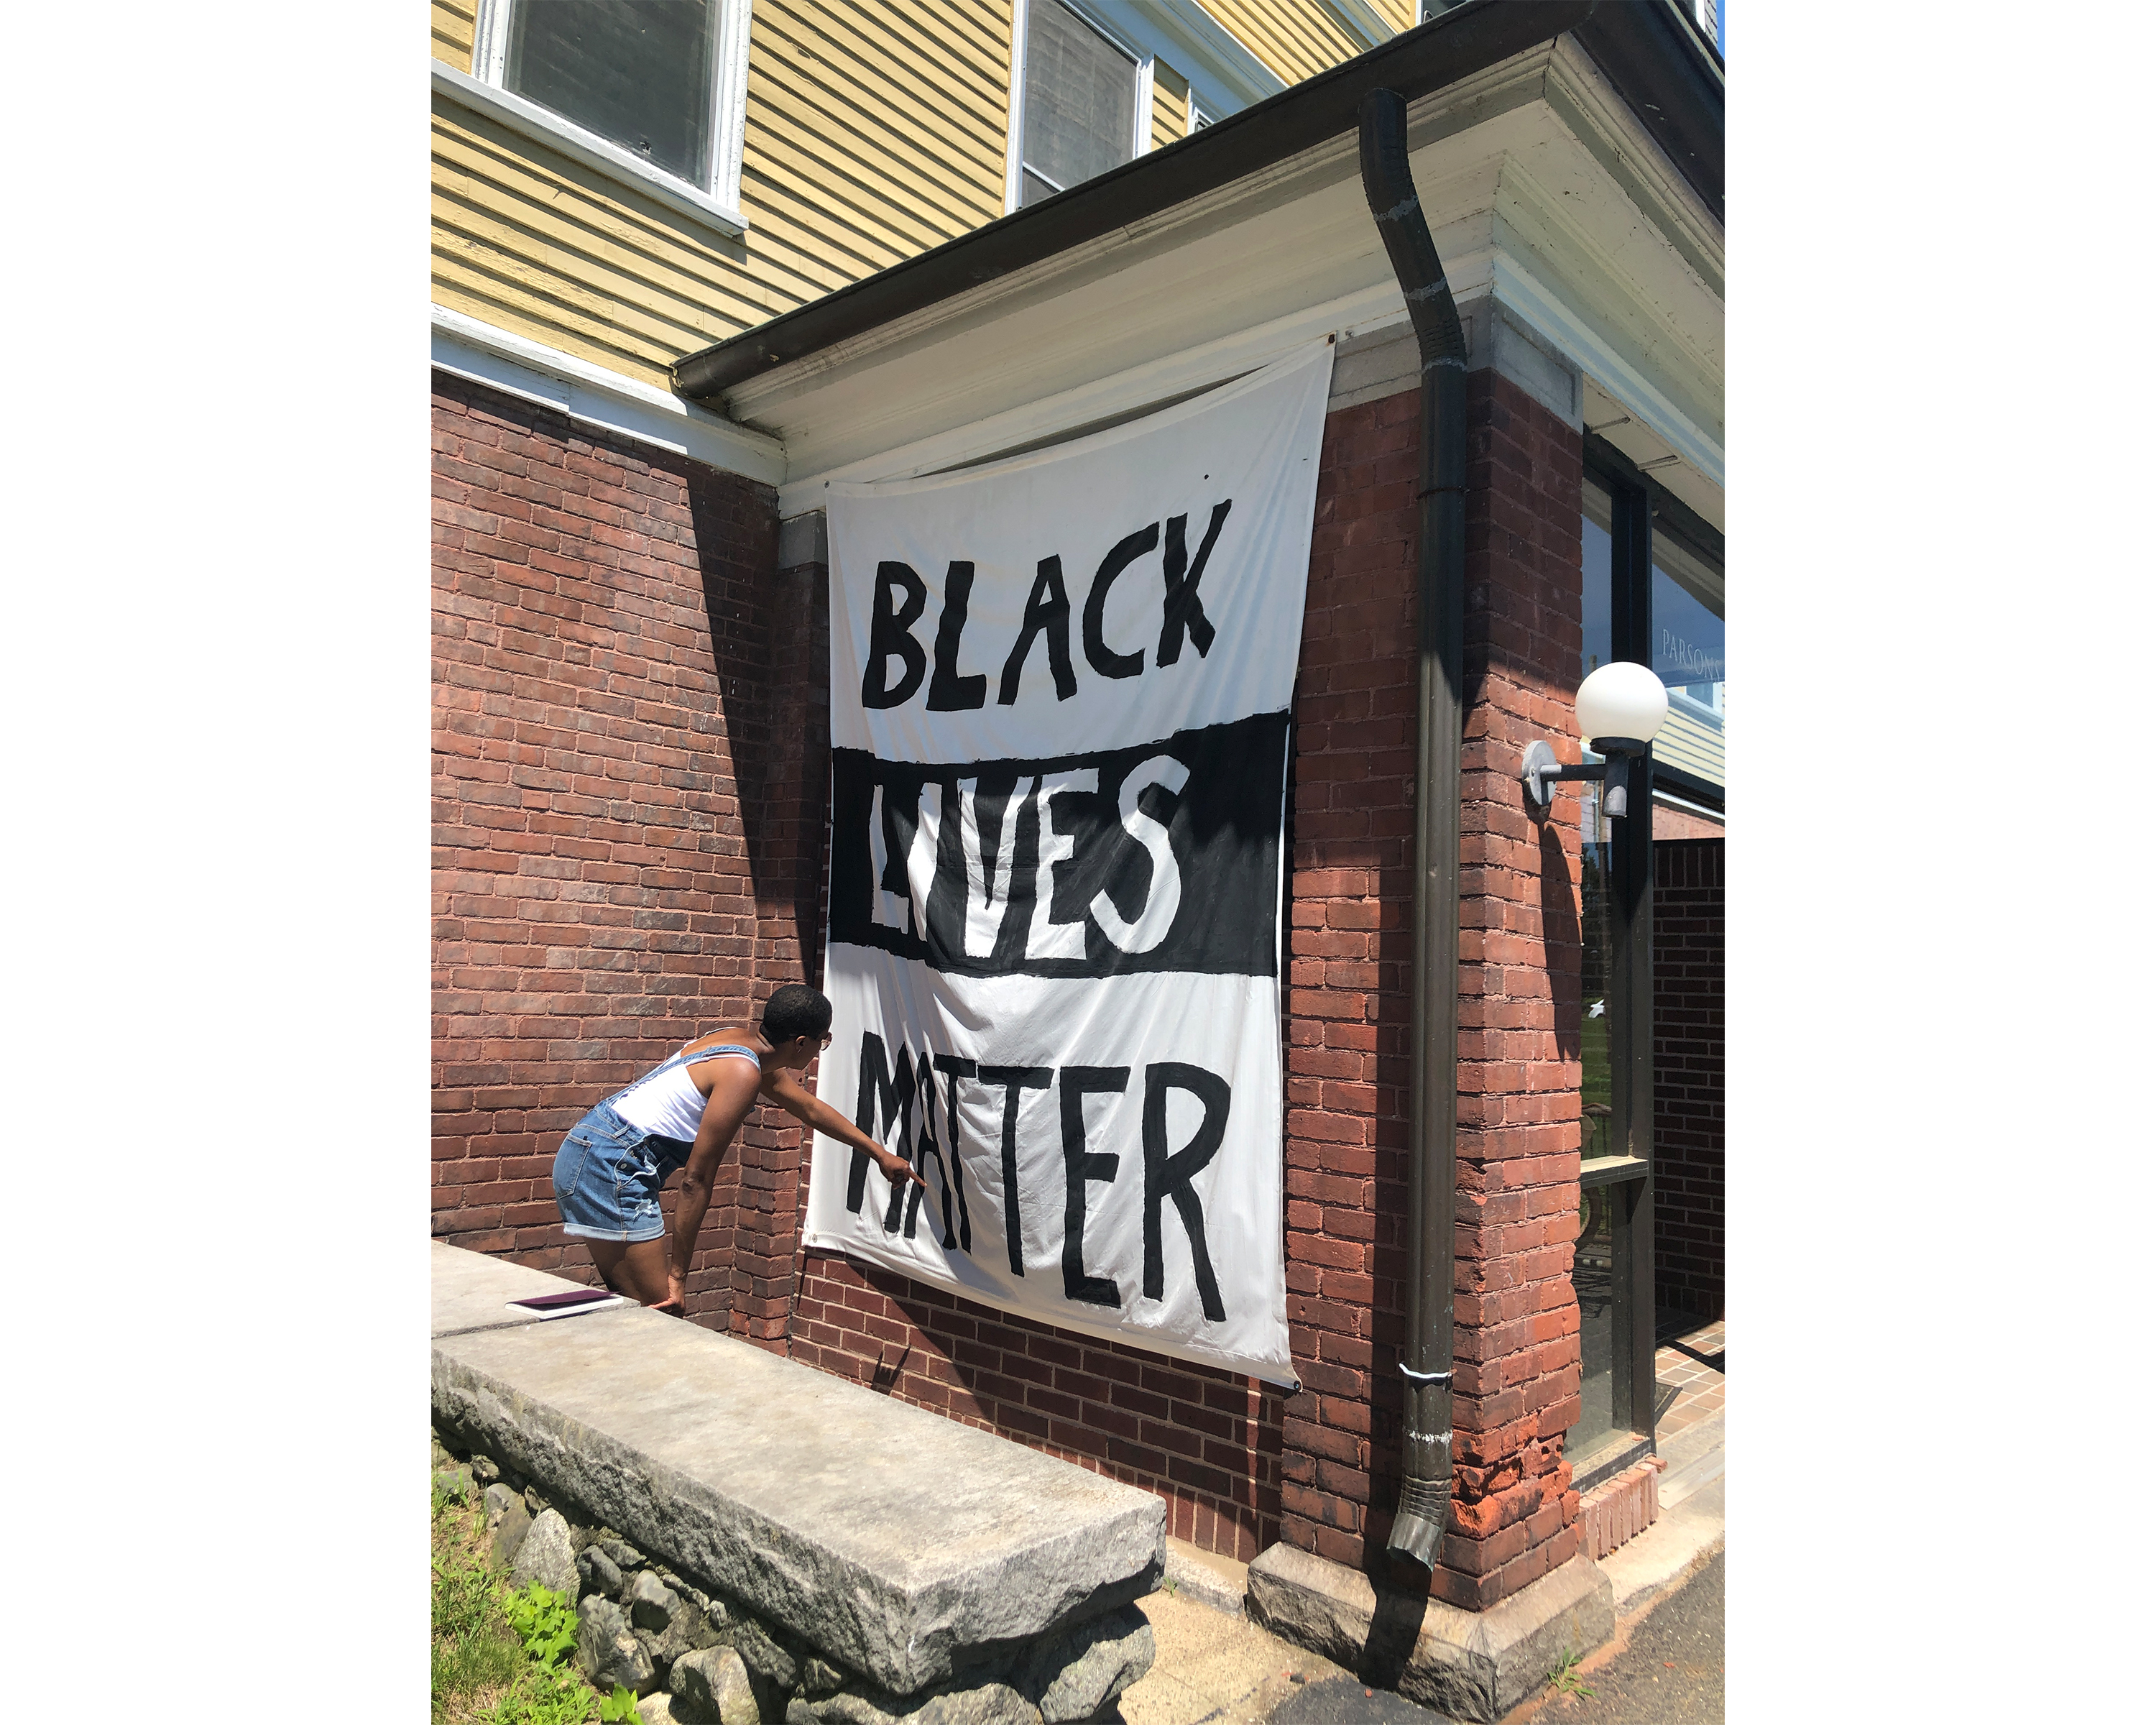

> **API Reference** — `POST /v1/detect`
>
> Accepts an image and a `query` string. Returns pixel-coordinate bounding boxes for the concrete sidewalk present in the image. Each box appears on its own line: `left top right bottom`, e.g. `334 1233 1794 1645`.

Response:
1118 1409 1724 1725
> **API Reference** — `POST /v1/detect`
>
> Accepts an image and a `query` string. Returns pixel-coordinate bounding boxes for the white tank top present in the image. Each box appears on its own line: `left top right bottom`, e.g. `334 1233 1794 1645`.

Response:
612 1044 760 1143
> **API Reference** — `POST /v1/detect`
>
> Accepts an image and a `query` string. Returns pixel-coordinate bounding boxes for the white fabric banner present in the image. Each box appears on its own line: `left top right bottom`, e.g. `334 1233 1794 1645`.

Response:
802 340 1333 1385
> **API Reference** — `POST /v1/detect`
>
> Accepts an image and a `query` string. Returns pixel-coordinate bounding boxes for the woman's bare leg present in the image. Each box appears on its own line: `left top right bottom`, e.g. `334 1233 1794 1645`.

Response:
584 1237 678 1311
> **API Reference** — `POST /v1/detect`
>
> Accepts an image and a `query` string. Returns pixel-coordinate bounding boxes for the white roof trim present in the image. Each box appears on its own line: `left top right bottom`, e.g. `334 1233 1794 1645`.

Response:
430 308 786 487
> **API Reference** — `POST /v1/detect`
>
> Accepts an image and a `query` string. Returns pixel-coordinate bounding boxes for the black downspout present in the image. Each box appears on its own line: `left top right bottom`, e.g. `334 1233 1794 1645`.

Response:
1358 86 1465 1575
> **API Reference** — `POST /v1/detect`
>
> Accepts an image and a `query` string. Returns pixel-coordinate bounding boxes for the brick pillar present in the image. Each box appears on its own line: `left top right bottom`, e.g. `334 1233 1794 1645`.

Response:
1277 367 1588 1611
719 541 833 1351
1448 368 1590 1605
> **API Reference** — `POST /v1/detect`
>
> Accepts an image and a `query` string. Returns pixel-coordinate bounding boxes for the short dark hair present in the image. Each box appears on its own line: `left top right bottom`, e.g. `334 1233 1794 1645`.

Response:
761 983 833 1045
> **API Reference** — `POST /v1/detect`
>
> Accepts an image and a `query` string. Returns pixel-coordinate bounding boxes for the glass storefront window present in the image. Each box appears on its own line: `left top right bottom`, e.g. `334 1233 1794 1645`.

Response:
1572 1184 1618 1455
1649 526 1725 795
1578 477 1616 1164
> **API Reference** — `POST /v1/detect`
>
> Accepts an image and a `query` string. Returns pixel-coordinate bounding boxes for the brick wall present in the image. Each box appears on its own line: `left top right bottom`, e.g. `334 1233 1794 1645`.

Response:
433 363 1603 1609
790 1254 1282 1560
1652 837 1723 1319
431 373 783 1329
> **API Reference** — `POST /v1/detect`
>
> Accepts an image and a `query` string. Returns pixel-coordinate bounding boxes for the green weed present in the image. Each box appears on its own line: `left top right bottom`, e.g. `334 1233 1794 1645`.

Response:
1547 1649 1595 1699
433 1484 607 1725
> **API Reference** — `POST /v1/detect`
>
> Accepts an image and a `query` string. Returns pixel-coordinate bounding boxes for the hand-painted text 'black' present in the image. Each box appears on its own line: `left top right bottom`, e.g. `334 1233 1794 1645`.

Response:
860 501 1232 710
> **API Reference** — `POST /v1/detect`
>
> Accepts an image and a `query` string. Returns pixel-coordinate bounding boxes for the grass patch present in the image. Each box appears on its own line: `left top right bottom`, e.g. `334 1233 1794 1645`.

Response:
433 1483 617 1725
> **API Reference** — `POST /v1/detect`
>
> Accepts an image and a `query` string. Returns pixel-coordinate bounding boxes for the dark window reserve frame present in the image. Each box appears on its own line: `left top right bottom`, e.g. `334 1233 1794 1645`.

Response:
1572 436 1725 1491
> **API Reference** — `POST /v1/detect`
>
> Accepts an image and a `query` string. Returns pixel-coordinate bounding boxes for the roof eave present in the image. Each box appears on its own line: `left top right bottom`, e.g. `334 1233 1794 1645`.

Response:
673 0 1721 409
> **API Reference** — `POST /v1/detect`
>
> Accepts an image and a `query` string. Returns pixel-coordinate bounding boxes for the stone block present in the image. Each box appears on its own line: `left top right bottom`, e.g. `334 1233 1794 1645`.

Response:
1245 1544 1612 1723
1018 1604 1153 1723
431 1243 1164 1695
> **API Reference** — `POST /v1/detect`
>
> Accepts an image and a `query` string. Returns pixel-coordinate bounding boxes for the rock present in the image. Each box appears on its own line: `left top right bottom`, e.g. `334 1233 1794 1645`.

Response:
650 1599 721 1669
676 1579 714 1614
512 1509 579 1597
627 1569 681 1632
786 1678 1037 1725
672 1647 761 1725
579 1596 659 1696
717 1613 800 1693
800 1658 848 1698
579 1546 625 1601
433 1467 474 1503
486 1488 533 1569
639 1695 681 1725
1018 1605 1153 1724
601 1538 648 1573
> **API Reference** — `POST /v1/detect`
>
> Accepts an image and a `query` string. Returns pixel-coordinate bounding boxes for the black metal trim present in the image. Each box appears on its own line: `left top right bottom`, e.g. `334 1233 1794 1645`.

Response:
672 0 1736 405
1651 760 1723 812
1585 433 1726 570
1580 1156 1649 1190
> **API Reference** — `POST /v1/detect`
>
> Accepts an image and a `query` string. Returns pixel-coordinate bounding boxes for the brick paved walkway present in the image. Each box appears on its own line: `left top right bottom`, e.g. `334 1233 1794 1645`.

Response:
1652 1315 1725 1439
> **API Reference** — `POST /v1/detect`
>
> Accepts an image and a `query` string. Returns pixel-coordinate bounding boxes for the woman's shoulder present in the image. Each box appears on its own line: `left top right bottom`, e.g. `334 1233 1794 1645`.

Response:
683 1028 763 1059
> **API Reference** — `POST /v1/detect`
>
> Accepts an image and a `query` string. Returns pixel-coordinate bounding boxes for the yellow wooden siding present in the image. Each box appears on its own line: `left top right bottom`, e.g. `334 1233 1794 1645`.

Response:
1197 0 1362 86
1655 707 1725 791
431 0 475 74
1151 63 1189 150
1375 0 1416 32
433 103 765 390
430 0 1014 395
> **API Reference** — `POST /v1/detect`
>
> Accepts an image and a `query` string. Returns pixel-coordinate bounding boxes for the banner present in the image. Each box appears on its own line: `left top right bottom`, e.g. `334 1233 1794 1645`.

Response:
802 341 1333 1384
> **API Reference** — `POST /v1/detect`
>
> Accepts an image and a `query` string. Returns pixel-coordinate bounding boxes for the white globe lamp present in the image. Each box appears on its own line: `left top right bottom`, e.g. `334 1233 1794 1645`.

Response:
1519 661 1671 819
1574 661 1668 753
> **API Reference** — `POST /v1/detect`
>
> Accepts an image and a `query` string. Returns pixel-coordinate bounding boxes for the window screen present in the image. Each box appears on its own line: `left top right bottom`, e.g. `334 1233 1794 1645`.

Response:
506 0 719 187
1021 0 1137 206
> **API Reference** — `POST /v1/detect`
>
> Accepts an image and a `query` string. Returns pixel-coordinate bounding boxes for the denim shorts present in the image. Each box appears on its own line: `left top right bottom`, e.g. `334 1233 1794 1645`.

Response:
552 1100 693 1243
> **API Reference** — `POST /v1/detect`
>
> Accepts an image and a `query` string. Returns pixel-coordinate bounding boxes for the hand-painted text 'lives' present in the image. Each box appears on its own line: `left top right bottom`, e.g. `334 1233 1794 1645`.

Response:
829 713 1286 980
803 339 1333 1384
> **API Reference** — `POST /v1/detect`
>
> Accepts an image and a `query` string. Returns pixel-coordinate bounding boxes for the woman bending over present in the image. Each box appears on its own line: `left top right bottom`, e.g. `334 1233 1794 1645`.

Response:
551 983 920 1313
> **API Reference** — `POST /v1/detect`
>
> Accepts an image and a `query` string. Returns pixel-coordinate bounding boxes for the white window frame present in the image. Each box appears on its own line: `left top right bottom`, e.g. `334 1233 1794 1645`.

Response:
1004 0 1152 211
436 0 752 239
1003 0 1283 213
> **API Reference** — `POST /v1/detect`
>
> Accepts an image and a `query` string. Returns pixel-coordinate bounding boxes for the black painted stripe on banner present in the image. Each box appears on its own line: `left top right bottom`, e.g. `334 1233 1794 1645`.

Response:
829 712 1286 980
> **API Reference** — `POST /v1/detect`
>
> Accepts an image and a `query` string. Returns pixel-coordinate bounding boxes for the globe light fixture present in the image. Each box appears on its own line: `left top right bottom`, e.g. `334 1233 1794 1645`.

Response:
1521 661 1669 819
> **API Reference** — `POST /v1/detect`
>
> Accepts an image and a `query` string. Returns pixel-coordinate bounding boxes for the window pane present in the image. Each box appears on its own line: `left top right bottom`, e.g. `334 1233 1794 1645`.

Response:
506 0 717 186
1650 528 1724 794
1582 478 1614 681
1578 479 1617 1164
1023 0 1136 197
1572 1183 1618 1455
